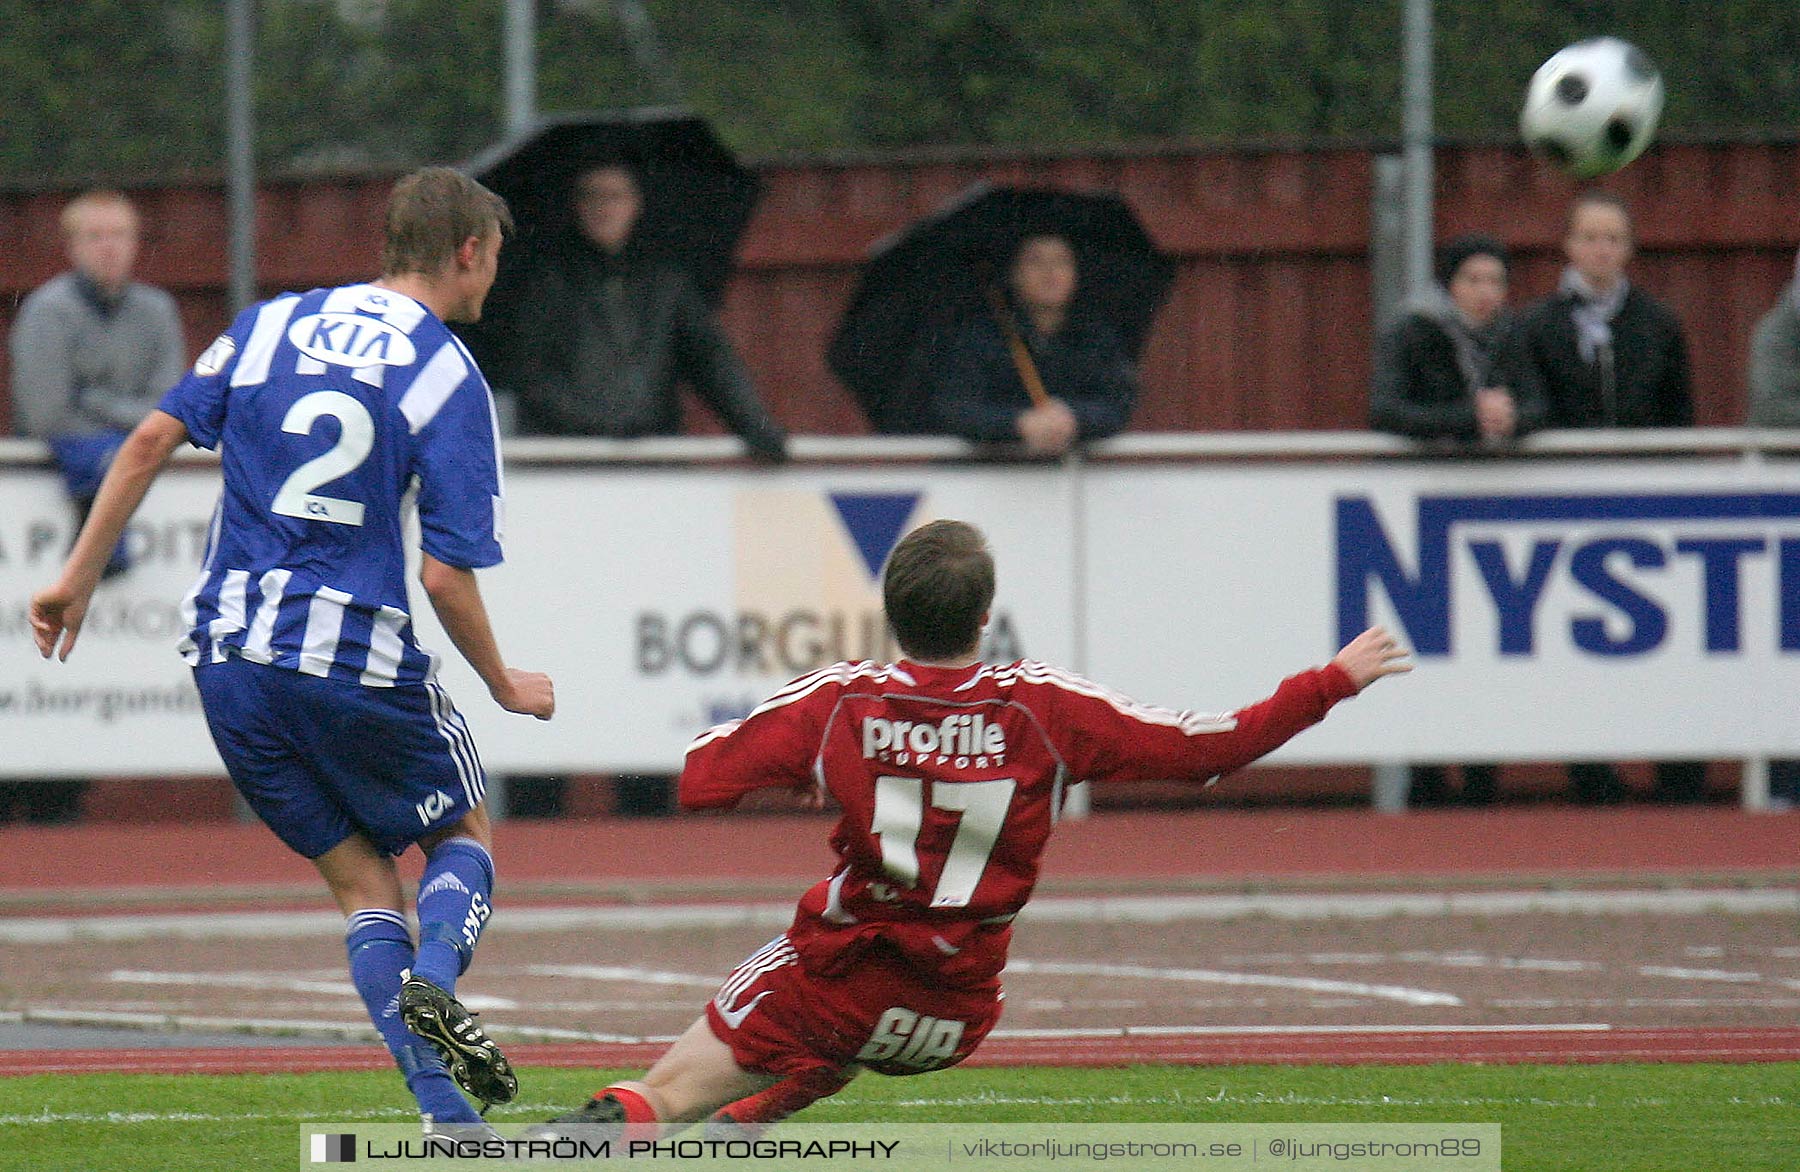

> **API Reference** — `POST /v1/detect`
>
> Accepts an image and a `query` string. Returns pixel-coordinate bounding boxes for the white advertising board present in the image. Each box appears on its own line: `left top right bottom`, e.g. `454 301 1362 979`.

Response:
1083 456 1795 762
1 446 1791 774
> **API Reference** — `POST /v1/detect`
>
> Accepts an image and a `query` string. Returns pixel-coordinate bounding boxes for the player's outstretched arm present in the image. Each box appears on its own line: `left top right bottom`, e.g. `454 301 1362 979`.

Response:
30 410 190 661
1331 626 1413 692
418 553 555 720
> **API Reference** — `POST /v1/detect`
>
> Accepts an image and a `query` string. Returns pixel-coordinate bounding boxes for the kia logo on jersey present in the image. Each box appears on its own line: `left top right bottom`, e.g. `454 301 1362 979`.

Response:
287 313 419 369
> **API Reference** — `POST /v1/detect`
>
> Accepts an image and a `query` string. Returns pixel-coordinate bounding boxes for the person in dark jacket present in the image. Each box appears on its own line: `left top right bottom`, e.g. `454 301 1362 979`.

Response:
473 164 787 820
1371 234 1544 447
923 234 1139 457
492 163 787 460
1510 191 1706 804
1371 234 1541 805
1509 191 1692 431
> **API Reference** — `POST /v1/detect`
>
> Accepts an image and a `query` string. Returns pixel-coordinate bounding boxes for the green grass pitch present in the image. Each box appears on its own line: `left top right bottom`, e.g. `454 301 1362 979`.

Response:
2 1063 1794 1171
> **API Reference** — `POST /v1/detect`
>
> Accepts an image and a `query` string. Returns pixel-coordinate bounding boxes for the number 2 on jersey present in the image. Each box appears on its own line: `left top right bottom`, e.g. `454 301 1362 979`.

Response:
871 775 1015 908
271 390 373 526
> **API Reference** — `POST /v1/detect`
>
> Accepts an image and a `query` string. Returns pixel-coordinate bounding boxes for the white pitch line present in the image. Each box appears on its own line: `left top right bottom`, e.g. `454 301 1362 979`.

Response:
0 1101 584 1127
7 1004 1606 1047
105 970 518 1011
524 964 718 988
107 970 360 998
1004 959 1460 1007
2 888 1796 944
992 1022 1609 1039
1637 965 1762 984
9 1007 679 1045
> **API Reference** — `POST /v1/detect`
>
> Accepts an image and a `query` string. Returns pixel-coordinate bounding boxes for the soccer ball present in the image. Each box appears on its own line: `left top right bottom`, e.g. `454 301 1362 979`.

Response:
1519 37 1664 178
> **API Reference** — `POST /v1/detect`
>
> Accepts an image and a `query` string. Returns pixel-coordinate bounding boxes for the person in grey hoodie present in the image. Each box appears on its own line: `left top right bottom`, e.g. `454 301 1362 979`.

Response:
10 189 186 573
5 189 184 824
1749 249 1800 429
1748 249 1800 805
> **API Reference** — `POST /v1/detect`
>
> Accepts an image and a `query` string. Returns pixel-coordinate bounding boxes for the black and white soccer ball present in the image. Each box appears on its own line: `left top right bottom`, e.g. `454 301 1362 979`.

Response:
1519 38 1664 178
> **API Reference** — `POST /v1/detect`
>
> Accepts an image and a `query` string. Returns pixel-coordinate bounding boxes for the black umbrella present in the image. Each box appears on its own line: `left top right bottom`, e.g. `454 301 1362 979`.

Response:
462 107 761 303
828 182 1176 433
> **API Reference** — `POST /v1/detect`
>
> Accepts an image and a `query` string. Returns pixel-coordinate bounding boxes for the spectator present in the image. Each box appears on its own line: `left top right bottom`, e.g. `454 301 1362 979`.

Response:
1372 234 1542 805
11 189 186 572
1749 249 1800 428
922 234 1139 458
474 161 786 819
1509 190 1705 803
1372 234 1544 447
6 189 186 824
1746 248 1800 806
1511 191 1692 430
491 162 787 459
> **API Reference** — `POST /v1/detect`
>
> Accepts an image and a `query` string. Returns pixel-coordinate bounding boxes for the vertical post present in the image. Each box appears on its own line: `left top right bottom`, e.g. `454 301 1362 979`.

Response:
1400 0 1434 298
224 0 256 313
1062 452 1091 819
1377 0 1435 813
1370 155 1408 331
1742 758 1771 812
613 0 686 105
504 0 537 136
1372 764 1411 813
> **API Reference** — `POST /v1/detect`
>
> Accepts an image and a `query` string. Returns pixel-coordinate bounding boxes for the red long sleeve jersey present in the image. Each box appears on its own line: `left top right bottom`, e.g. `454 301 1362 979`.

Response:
681 658 1358 985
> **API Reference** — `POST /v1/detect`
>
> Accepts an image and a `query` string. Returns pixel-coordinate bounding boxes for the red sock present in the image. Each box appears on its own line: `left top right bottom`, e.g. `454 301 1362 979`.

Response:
599 1085 659 1143
715 1068 853 1128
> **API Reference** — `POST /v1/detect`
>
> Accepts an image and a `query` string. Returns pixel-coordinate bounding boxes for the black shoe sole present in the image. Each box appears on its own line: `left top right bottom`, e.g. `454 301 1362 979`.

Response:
517 1095 628 1145
400 981 518 1106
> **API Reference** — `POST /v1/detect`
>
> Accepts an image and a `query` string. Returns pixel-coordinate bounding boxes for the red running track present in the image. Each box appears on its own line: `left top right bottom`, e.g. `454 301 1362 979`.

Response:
11 1028 1800 1076
3 806 1797 892
6 807 1797 1075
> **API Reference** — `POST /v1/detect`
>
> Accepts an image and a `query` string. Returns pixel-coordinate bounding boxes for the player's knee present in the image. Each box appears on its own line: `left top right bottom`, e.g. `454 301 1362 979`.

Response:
425 835 495 888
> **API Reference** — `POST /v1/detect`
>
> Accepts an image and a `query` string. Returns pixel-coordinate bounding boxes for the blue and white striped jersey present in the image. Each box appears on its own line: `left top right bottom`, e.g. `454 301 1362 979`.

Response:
159 283 504 687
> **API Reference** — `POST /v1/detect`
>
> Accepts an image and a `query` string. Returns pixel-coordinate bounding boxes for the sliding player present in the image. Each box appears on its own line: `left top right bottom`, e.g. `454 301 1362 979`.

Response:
529 519 1407 1140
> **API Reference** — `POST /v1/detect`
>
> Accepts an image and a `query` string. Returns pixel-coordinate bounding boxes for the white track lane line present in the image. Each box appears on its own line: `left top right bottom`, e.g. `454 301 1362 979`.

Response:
522 964 718 987
4 888 1798 943
1005 959 1461 1007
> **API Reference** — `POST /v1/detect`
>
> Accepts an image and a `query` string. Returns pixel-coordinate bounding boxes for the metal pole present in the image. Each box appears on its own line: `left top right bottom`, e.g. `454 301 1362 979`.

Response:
1400 0 1434 297
224 0 256 313
613 0 686 105
1370 155 1408 331
504 0 538 136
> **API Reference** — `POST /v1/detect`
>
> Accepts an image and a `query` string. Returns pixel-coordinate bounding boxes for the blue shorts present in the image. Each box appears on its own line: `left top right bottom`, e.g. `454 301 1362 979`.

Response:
194 655 487 859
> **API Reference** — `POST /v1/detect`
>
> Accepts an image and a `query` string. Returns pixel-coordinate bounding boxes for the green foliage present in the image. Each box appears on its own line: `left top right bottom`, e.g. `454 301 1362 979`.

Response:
0 0 1795 184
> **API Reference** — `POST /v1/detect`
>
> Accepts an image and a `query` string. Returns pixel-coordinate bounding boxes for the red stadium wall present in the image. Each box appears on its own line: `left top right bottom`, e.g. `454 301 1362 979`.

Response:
3 138 1798 438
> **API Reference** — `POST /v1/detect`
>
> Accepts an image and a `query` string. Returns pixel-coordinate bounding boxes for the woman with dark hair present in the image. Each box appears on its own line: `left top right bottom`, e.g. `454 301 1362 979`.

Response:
1371 234 1541 806
1371 234 1544 446
924 234 1140 457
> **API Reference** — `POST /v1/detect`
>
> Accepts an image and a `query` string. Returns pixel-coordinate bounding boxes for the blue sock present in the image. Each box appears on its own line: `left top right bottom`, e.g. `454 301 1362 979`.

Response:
345 909 478 1124
411 837 495 995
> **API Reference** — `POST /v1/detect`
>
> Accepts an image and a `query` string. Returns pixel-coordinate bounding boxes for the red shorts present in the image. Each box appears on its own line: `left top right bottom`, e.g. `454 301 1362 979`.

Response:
703 934 1004 1078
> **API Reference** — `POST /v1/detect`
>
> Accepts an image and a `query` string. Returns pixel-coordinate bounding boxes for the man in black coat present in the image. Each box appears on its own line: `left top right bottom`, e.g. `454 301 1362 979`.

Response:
486 163 787 460
1509 192 1692 430
1508 191 1706 804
